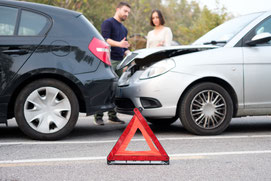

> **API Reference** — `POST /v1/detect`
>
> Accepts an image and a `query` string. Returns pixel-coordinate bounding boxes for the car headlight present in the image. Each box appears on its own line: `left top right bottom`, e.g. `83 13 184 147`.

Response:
140 58 175 79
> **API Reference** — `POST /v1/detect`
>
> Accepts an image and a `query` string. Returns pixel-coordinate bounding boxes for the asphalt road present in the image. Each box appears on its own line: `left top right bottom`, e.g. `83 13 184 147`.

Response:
1 114 271 181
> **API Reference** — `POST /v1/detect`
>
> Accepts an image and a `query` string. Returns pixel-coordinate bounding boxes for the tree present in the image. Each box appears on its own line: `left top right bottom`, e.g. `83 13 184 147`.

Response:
22 0 232 46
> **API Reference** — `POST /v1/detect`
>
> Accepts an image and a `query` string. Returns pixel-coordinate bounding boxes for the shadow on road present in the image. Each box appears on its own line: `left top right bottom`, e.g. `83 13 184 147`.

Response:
1 117 271 140
226 117 271 133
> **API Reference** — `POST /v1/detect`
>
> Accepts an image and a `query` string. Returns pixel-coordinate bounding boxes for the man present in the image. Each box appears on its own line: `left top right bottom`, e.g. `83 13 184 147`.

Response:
94 2 131 125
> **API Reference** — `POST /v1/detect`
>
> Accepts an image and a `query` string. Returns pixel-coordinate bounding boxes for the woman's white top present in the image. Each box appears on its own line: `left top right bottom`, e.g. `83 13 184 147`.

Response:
146 27 173 48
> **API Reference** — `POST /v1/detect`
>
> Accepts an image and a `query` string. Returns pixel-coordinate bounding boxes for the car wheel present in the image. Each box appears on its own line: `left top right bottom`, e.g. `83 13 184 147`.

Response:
14 79 79 140
180 82 233 135
146 117 177 126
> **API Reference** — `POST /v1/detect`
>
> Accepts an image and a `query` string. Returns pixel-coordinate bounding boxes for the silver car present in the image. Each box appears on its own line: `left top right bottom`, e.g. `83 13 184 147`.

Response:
115 11 271 135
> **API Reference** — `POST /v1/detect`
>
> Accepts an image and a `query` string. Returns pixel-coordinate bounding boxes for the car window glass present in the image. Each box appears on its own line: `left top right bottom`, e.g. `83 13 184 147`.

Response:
193 12 262 46
0 6 18 36
256 18 271 34
18 10 48 36
254 17 271 45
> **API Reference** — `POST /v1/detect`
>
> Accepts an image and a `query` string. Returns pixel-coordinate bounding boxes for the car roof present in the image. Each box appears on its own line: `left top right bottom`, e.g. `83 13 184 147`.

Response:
0 0 81 17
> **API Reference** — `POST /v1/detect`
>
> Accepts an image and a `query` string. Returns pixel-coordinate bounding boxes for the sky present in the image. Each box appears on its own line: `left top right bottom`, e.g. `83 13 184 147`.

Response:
193 0 271 16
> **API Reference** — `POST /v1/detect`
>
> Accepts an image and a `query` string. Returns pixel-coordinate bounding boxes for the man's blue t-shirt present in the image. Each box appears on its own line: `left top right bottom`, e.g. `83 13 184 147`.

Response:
101 17 128 61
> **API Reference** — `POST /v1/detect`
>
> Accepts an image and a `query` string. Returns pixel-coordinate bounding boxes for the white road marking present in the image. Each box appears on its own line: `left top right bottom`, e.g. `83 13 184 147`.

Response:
170 150 271 157
1 134 271 166
0 157 106 164
1 134 271 146
1 150 271 165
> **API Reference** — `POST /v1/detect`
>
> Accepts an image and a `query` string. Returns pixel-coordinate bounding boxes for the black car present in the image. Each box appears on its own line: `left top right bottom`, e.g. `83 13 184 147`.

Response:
0 0 118 140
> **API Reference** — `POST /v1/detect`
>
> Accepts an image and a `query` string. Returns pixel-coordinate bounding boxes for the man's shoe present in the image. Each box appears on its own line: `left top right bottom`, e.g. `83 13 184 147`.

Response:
94 118 104 126
108 117 125 124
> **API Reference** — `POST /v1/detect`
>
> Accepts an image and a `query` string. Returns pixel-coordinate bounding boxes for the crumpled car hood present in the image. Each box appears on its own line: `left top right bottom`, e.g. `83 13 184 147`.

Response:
117 45 218 70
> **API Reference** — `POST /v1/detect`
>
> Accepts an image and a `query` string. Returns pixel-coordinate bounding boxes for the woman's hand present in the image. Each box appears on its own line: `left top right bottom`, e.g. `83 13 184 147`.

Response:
157 41 164 46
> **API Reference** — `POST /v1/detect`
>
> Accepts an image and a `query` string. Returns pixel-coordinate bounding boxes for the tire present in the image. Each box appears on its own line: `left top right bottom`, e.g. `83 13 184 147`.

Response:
14 79 79 140
180 82 233 135
146 117 177 126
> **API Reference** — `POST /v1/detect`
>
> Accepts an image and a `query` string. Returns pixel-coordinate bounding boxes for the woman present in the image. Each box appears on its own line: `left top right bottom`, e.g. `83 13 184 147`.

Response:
146 9 173 48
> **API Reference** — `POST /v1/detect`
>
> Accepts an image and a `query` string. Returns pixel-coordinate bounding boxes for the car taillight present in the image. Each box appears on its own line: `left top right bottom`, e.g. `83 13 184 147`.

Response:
88 37 111 66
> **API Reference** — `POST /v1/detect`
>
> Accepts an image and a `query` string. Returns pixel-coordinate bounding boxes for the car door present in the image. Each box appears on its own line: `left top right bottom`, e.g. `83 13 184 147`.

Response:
243 16 271 108
0 5 51 95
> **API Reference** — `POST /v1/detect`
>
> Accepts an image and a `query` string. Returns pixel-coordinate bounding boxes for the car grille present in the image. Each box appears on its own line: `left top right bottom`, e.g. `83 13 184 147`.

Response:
115 98 135 109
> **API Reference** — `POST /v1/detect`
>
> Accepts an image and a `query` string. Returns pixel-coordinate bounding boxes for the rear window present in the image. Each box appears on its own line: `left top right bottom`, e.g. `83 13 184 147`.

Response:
0 6 18 35
19 10 49 36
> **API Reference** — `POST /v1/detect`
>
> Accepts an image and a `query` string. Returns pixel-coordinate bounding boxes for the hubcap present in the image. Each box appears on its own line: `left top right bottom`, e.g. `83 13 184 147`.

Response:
24 87 71 133
190 90 226 129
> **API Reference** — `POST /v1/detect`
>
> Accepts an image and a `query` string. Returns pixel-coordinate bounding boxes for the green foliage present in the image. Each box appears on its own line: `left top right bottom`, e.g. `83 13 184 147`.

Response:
22 0 233 46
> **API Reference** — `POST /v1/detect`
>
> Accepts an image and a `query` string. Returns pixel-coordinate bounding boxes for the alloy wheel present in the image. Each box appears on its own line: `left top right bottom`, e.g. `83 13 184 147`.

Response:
190 90 226 129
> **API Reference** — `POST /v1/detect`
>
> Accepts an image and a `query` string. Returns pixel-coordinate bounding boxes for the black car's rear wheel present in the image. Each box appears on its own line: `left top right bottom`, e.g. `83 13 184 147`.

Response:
15 79 79 140
179 82 233 135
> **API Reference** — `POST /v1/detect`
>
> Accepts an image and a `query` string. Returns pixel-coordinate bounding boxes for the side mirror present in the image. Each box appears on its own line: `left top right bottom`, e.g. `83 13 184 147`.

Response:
246 32 271 46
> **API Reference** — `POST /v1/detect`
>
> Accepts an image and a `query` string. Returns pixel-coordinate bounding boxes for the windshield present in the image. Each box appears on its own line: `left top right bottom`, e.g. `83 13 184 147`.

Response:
193 12 263 46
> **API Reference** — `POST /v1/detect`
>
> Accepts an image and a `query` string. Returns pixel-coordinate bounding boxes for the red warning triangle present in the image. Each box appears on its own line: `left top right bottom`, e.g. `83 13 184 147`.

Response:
107 108 169 165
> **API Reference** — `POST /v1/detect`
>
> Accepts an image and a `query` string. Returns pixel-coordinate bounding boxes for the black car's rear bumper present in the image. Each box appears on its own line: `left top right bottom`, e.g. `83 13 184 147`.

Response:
84 78 118 115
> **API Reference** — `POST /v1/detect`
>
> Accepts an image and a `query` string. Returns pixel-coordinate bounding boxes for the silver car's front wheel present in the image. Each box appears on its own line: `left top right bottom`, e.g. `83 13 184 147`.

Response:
180 82 233 135
15 79 79 140
190 90 226 129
